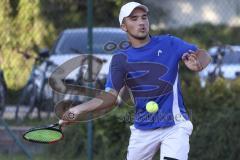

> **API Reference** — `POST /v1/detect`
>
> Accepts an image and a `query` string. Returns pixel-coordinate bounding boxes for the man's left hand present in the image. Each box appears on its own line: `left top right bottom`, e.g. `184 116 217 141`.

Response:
182 49 211 72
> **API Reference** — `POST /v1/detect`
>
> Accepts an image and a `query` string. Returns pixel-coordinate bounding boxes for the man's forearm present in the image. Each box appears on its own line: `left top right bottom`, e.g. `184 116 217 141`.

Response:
75 89 118 114
196 49 212 70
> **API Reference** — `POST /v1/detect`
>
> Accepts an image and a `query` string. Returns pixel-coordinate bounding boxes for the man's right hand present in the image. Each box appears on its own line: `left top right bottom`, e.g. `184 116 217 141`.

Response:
63 105 82 120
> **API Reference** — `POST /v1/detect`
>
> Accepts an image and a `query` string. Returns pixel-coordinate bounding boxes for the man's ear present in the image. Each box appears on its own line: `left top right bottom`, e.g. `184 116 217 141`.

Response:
121 23 127 32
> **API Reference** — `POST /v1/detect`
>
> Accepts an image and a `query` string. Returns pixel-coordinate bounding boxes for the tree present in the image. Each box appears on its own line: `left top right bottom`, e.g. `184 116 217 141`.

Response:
0 0 56 89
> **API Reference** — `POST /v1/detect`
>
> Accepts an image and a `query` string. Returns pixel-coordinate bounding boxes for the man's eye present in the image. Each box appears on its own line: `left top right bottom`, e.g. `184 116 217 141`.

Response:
142 16 147 19
131 17 137 21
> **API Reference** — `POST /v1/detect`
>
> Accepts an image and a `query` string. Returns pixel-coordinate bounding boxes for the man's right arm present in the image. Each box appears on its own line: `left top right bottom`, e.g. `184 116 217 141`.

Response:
60 53 126 124
61 89 119 122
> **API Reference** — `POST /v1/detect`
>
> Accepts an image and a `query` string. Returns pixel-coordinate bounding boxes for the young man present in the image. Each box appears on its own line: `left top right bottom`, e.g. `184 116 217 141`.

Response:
60 2 211 160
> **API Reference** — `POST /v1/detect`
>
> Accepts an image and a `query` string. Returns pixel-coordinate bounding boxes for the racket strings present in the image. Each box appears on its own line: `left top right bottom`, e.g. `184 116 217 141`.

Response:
24 129 62 143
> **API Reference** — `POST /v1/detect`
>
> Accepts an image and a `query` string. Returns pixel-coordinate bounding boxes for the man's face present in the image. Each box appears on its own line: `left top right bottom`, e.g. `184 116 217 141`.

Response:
121 8 149 40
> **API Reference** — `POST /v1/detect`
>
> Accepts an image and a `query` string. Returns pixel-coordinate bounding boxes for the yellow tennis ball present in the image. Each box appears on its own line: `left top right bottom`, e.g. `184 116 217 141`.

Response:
146 101 159 113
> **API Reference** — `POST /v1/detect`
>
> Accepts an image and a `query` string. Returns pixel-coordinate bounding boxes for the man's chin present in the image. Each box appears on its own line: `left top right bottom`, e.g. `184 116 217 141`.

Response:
128 31 149 40
136 35 148 40
134 34 149 40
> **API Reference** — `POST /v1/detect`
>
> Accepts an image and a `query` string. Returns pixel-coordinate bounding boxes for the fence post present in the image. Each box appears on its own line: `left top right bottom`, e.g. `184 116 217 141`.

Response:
87 0 93 160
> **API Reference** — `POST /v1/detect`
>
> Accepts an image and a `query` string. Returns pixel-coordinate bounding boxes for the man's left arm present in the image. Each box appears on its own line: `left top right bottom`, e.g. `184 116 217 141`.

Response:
182 49 212 72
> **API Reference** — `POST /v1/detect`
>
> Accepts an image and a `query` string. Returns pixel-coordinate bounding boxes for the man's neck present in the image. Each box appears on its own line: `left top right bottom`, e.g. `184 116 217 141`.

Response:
129 35 150 48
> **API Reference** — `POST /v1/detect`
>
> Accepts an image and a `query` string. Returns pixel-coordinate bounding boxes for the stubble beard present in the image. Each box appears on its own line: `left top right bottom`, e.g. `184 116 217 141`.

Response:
129 32 149 40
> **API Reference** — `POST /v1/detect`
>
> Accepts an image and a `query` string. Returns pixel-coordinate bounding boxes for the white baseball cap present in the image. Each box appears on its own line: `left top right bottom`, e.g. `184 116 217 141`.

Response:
119 2 149 25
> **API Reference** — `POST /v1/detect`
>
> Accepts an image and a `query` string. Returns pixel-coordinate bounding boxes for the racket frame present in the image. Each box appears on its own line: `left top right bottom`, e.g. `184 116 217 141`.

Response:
23 123 64 144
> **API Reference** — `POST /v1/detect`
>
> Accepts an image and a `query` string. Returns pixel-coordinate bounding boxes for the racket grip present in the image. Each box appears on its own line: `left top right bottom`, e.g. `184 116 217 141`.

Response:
59 120 64 125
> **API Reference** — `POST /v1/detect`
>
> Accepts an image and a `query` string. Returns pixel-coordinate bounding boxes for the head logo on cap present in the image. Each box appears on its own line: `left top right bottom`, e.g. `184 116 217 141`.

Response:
119 2 149 25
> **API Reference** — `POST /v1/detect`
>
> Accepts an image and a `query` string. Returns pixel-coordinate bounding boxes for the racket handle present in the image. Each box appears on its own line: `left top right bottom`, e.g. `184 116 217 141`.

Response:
59 120 64 125
58 119 70 126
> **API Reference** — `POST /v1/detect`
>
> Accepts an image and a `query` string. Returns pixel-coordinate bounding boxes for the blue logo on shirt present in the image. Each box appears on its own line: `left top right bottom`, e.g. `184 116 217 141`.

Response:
111 54 173 98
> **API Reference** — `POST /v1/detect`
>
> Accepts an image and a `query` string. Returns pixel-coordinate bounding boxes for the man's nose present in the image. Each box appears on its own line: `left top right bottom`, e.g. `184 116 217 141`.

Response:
138 19 145 26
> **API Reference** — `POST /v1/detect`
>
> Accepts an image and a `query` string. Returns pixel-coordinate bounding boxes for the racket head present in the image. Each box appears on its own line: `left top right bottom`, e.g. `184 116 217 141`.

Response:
23 123 64 144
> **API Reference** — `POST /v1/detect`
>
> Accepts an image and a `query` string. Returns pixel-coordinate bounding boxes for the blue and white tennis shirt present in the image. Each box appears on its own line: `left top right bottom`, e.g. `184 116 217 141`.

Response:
105 35 197 130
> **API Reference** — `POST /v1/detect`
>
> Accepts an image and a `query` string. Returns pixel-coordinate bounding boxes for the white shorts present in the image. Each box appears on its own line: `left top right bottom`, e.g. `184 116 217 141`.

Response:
126 121 193 160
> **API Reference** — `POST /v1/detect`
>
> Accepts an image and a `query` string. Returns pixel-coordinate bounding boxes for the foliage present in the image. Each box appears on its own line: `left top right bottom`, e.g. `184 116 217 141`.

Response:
230 78 240 108
44 78 240 160
46 107 131 160
39 0 140 30
0 1 239 159
0 0 56 89
0 0 140 90
190 107 240 160
154 23 240 49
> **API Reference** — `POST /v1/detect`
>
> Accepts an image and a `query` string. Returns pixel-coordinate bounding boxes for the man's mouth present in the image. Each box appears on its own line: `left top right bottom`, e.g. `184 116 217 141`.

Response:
139 28 146 32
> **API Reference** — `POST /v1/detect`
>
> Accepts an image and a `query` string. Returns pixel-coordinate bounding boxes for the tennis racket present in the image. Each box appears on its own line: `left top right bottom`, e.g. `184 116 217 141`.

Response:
23 122 63 144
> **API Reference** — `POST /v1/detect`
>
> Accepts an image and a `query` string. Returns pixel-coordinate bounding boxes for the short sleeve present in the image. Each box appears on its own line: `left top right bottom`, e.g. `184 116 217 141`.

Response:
105 53 127 93
172 36 198 58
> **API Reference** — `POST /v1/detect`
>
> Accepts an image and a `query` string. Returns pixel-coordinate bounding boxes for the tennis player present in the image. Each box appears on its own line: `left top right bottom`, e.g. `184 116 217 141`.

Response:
60 2 211 160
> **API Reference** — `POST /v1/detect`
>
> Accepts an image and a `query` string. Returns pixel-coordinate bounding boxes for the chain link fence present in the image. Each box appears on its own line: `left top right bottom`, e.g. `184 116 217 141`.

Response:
0 0 240 160
146 0 240 29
